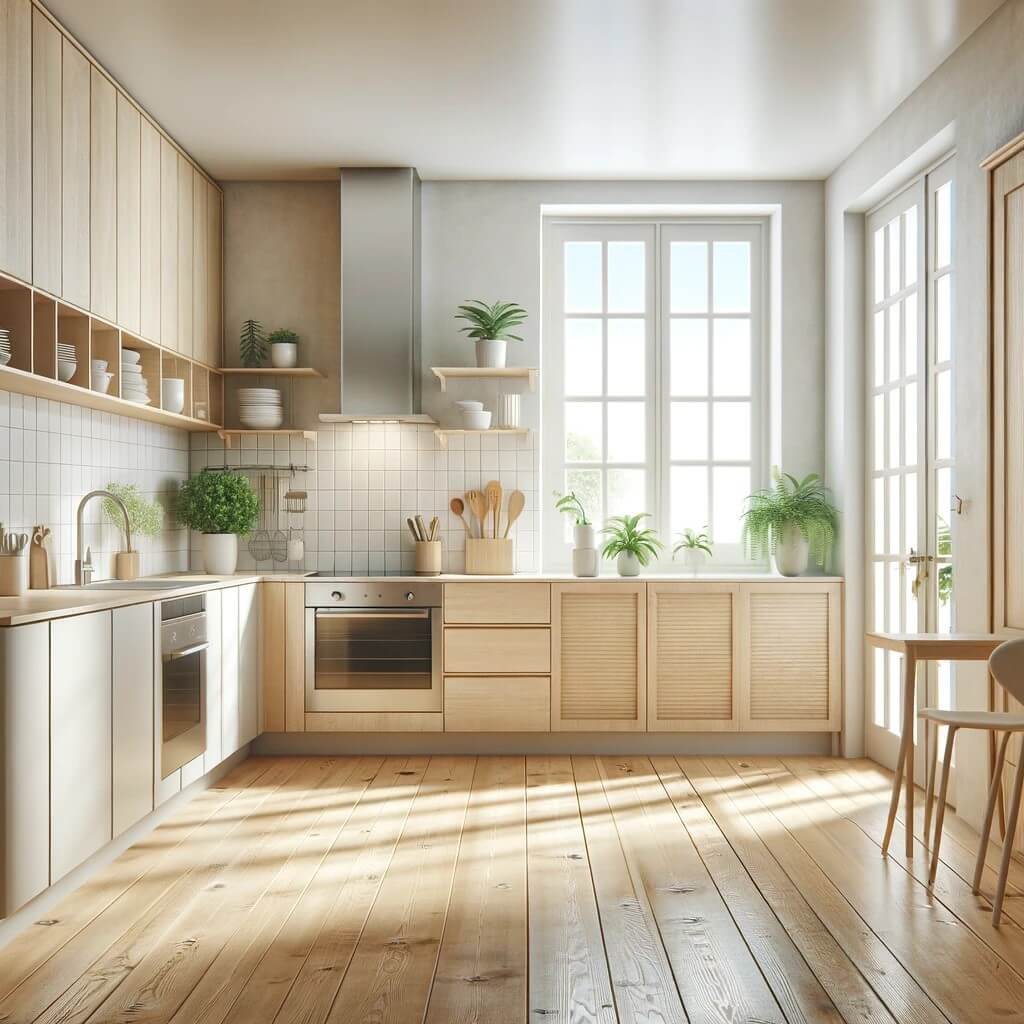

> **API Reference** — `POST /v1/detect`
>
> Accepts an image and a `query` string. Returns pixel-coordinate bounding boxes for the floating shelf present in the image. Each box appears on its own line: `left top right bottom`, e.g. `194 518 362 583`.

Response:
431 366 537 392
217 429 318 448
433 427 530 448
220 367 325 378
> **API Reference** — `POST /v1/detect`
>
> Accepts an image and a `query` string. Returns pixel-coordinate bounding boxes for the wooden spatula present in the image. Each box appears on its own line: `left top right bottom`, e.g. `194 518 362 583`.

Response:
485 480 502 539
503 490 525 538
465 490 487 537
450 497 472 535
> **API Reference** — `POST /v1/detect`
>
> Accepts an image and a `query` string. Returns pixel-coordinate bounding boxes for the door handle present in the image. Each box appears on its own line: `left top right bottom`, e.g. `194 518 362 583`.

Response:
164 641 210 661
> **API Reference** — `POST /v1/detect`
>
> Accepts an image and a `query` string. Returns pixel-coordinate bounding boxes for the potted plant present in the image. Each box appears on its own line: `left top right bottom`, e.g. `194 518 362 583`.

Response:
741 469 839 576
239 319 267 368
555 490 597 577
268 328 299 368
601 513 663 577
176 472 260 576
673 526 713 576
103 482 165 580
455 299 528 368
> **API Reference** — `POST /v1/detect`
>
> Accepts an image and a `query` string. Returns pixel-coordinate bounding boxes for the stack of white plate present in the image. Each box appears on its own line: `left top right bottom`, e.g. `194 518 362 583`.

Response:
238 387 283 429
121 349 150 404
0 328 10 367
57 343 77 382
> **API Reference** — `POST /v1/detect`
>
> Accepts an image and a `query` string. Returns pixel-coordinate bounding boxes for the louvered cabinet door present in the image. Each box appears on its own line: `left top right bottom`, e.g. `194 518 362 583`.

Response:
551 582 646 731
648 583 739 731
740 582 842 731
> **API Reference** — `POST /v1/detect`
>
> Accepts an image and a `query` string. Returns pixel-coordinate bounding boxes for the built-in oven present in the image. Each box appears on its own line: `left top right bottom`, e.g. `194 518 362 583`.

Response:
304 582 442 712
160 596 208 778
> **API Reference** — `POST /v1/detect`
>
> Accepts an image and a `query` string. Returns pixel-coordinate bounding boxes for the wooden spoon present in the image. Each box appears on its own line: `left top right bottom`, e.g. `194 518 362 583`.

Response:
450 497 472 535
485 480 502 539
503 490 525 538
465 490 487 537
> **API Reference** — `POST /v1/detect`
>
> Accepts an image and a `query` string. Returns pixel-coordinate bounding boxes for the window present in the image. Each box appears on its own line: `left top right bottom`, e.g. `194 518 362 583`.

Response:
543 219 765 568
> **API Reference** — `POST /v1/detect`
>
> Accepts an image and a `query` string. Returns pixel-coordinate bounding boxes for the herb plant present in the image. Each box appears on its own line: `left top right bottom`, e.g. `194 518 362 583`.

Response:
268 328 299 345
102 482 164 550
239 319 267 367
673 526 713 557
455 300 528 341
554 490 591 526
600 513 663 566
177 472 260 536
741 469 839 566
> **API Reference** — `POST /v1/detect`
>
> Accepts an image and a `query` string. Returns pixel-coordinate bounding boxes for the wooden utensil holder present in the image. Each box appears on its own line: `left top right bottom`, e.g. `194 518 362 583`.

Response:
0 555 28 597
415 540 442 576
464 538 514 575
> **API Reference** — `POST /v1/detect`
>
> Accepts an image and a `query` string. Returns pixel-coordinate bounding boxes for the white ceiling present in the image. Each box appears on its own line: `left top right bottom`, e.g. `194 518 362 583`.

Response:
47 0 1005 181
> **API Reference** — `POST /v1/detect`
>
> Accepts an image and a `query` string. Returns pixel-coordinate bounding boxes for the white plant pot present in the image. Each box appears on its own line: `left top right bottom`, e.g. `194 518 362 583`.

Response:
202 533 238 576
774 524 809 577
475 338 507 368
616 551 641 577
680 547 706 576
271 342 298 368
573 523 596 550
572 547 599 578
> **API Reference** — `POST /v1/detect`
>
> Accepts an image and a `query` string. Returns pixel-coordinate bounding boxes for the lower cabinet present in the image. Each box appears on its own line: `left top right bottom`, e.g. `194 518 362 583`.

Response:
221 585 241 757
51 610 112 882
204 589 223 773
238 582 261 746
444 676 550 732
261 580 305 733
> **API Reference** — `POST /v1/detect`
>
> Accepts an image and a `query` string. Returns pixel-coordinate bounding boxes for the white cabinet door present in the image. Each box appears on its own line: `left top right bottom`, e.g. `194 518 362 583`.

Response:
0 622 50 915
238 583 260 746
51 611 112 882
221 585 241 758
153 603 180 809
112 604 153 837
204 589 223 773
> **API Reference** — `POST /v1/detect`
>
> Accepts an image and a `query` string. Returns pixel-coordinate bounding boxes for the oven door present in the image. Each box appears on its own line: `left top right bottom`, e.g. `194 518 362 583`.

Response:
305 607 442 712
161 640 207 778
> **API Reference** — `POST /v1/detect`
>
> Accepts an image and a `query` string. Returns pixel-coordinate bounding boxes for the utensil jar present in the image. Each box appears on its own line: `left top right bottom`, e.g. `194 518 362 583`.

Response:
0 554 28 597
415 540 442 576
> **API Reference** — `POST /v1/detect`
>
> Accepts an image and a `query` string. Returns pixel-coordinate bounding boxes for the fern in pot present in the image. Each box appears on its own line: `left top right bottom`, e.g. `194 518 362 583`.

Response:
741 469 838 576
177 472 260 576
455 299 527 368
601 513 663 577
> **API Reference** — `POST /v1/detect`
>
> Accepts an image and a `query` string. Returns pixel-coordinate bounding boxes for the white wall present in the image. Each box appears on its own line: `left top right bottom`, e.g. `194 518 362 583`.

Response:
825 1 1023 797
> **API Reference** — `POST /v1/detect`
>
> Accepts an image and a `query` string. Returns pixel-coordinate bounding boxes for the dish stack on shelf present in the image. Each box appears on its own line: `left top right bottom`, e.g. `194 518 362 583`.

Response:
90 358 113 394
121 349 150 404
0 328 11 367
238 387 283 429
57 343 77 382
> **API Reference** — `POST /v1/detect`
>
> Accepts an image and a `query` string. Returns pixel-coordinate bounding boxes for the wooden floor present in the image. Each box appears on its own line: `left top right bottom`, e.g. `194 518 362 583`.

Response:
3 756 1024 1023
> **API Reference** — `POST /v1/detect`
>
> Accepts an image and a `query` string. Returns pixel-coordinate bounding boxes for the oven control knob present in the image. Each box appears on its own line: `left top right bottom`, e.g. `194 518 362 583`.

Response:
405 592 415 602
331 591 344 601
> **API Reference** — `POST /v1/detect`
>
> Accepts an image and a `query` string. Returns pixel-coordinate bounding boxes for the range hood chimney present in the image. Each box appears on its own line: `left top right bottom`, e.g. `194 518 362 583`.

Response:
323 167 432 423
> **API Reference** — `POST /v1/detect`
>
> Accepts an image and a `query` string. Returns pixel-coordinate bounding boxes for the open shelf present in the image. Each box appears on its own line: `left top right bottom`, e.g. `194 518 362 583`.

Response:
433 427 530 448
220 366 325 377
432 366 537 392
217 429 318 449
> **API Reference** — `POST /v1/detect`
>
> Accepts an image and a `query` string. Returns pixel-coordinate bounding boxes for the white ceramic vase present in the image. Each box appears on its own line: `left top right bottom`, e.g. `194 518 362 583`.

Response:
681 547 706 576
574 524 595 550
616 551 641 577
475 338 507 368
202 533 238 576
774 524 809 577
572 523 598 578
271 342 298 368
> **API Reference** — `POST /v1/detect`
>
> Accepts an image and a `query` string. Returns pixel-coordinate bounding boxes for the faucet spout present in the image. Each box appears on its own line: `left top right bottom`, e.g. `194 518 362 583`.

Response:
75 489 133 586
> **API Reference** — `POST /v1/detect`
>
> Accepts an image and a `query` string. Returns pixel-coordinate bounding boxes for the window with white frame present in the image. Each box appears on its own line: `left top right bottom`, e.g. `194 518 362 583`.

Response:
542 219 766 568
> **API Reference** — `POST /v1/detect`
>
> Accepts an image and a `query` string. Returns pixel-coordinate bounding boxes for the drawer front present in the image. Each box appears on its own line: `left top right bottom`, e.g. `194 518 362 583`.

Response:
444 583 551 625
444 676 550 732
444 627 551 674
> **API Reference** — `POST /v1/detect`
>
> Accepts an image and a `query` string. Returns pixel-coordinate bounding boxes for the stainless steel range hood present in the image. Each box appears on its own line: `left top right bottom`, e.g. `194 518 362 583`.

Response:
320 167 433 424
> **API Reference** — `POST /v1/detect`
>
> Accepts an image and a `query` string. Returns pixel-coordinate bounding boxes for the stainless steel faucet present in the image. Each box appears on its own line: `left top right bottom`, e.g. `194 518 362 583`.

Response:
75 489 132 586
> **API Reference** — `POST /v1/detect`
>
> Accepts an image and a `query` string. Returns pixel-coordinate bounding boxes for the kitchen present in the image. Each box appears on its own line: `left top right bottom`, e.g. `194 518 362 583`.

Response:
1 2 1023 1021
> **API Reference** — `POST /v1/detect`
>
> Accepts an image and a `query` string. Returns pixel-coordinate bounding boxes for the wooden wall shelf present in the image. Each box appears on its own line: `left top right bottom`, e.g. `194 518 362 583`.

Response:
217 429 317 448
220 367 325 378
432 367 537 392
434 427 530 448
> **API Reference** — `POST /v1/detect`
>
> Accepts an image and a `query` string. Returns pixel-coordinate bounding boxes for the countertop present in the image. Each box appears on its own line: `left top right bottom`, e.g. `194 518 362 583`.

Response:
0 570 843 626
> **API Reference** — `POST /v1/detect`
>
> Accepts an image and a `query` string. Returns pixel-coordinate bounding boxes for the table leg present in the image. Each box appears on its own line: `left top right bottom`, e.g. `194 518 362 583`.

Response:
903 653 917 858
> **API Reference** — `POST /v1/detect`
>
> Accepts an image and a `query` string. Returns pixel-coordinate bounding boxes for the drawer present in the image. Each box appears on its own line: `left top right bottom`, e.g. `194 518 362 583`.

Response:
445 676 550 732
444 583 550 625
444 627 551 674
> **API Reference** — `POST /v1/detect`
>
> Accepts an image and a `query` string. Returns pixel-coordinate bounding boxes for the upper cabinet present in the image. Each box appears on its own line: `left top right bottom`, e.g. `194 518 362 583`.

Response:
116 92 141 333
89 65 116 321
61 36 90 307
31 7 60 293
0 0 32 282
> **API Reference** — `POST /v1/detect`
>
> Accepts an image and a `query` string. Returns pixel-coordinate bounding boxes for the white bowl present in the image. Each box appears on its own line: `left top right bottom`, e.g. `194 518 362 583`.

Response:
91 359 108 373
461 409 492 430
91 371 113 394
57 359 77 383
161 378 186 414
121 349 142 364
455 400 485 412
0 351 10 367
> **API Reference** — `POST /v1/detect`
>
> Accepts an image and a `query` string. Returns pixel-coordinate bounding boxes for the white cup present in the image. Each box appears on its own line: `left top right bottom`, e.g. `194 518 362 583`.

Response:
161 378 186 415
496 393 521 428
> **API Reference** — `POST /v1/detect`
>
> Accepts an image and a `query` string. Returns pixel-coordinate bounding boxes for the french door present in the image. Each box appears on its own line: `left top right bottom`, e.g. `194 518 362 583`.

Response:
866 158 956 783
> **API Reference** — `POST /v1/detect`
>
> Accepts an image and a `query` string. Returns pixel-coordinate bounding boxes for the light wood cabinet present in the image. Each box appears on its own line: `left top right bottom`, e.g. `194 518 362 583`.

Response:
262 580 285 731
112 604 153 837
444 676 550 732
444 626 550 675
0 0 32 282
551 582 646 732
647 582 739 732
221 583 240 757
740 582 841 731
0 622 49 916
160 136 178 349
116 93 141 333
61 37 90 308
204 589 223 772
31 7 61 295
51 610 112 882
139 117 161 342
238 582 261 746
260 580 303 732
444 582 550 624
89 67 116 321
192 168 208 364
207 181 222 366
177 153 193 357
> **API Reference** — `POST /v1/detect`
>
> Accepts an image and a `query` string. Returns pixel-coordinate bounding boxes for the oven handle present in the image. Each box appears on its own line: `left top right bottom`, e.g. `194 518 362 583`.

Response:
163 641 210 661
314 609 431 620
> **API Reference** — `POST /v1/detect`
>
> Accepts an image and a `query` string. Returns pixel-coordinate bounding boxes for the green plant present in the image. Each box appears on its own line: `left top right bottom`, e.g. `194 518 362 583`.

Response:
239 319 267 367
554 490 591 526
176 472 259 536
102 482 164 550
741 469 839 566
267 328 299 345
600 513 663 566
938 516 953 605
455 299 528 341
673 526 713 557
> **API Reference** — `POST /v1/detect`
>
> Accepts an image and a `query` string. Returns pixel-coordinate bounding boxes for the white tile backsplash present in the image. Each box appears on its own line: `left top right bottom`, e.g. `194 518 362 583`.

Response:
189 423 538 574
0 389 190 584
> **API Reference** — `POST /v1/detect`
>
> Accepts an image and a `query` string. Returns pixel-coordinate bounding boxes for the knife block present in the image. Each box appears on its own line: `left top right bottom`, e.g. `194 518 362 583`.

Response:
464 538 514 575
